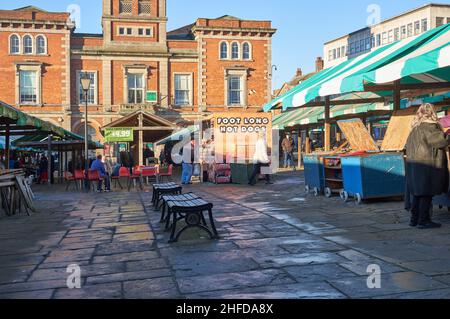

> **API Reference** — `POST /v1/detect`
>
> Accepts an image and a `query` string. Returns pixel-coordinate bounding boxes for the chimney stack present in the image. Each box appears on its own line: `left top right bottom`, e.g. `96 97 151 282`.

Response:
315 57 324 73
296 68 303 77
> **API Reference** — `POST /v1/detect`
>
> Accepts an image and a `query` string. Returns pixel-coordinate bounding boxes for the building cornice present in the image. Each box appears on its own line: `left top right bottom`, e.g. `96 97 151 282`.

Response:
0 18 74 30
192 26 276 36
102 16 168 23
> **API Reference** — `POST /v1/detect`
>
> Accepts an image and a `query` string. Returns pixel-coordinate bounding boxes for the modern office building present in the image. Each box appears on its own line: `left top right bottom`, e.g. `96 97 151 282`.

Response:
324 3 450 68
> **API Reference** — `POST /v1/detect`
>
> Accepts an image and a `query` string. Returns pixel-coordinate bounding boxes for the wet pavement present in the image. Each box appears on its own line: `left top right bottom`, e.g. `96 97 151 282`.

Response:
1 171 450 299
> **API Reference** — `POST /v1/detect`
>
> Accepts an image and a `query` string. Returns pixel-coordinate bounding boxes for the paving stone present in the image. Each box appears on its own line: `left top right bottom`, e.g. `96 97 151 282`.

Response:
125 259 169 272
29 263 126 282
0 289 55 299
328 272 448 298
92 251 160 264
255 252 347 268
53 283 122 299
374 288 450 299
86 269 171 285
177 269 296 294
113 232 154 242
96 241 155 256
187 282 347 299
0 279 68 294
45 248 95 263
400 259 450 276
123 277 181 299
285 264 357 283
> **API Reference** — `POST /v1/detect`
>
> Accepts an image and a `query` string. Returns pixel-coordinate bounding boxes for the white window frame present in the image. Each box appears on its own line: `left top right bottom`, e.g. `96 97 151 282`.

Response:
23 34 34 55
421 19 428 33
9 34 21 55
224 69 247 107
242 42 252 60
173 73 193 106
76 70 98 106
123 66 148 105
15 63 42 106
219 41 229 60
231 42 240 60
36 34 47 55
414 21 420 35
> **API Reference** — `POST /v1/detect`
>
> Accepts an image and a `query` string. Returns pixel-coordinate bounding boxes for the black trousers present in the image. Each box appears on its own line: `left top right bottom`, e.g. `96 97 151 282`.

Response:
249 163 270 185
411 196 433 225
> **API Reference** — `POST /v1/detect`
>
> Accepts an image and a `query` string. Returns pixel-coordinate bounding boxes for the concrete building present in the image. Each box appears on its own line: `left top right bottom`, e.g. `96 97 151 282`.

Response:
0 1 276 143
324 3 450 68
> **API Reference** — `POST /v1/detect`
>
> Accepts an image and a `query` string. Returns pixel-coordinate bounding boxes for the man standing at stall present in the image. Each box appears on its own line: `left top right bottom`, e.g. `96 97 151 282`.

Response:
405 103 450 229
281 133 295 169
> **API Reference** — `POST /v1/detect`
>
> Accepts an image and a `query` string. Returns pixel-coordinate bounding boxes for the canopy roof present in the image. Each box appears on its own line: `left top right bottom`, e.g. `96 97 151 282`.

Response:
156 125 200 145
0 101 67 137
12 134 103 151
273 93 392 129
102 109 178 143
265 23 450 112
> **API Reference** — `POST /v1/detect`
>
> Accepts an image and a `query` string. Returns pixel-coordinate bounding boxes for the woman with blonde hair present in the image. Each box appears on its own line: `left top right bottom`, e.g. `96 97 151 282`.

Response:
405 103 450 229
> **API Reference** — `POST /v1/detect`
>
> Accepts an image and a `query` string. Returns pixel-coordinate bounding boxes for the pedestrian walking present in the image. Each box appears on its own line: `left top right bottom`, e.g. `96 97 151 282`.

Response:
248 131 273 186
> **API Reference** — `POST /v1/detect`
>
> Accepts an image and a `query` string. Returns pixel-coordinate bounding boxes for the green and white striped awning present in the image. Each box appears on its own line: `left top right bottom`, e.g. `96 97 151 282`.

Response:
264 23 450 112
273 92 394 129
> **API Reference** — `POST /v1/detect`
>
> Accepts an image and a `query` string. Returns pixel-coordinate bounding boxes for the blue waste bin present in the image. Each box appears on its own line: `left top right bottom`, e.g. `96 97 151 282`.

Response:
341 153 405 204
303 154 325 196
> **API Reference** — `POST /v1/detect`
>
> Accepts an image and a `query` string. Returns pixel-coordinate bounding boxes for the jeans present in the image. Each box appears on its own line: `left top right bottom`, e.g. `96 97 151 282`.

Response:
182 163 193 184
284 152 293 168
411 196 433 225
98 174 111 191
249 163 271 185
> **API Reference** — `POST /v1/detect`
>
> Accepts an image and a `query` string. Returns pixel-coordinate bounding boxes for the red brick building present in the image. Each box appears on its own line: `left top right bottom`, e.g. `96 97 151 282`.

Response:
0 1 276 142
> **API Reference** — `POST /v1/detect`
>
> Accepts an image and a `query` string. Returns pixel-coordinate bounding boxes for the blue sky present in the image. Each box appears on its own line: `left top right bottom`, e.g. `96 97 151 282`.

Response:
2 0 443 88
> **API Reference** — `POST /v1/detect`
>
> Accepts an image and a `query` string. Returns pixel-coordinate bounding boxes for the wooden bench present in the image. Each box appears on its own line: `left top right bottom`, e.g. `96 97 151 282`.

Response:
152 182 183 210
160 193 202 229
166 198 219 243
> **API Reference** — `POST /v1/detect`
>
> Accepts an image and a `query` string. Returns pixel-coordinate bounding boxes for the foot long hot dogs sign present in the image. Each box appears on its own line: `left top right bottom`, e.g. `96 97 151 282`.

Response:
212 112 273 162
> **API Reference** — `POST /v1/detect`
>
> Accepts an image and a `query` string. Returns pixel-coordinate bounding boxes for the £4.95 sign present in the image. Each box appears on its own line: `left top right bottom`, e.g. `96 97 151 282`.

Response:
104 128 134 142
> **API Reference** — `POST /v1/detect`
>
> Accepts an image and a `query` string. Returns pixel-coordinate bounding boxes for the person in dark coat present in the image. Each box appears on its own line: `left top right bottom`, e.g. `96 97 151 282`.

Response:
405 103 450 229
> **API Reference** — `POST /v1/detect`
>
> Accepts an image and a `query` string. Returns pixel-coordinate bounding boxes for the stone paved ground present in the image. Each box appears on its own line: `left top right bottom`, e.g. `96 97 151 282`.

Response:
1 171 450 299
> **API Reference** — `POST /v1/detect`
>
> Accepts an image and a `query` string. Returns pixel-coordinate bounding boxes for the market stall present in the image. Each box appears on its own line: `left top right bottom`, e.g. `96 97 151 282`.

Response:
211 112 273 184
337 108 417 204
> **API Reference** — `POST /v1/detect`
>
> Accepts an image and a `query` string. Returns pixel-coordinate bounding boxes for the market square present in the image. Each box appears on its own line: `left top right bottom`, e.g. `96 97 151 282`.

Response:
0 0 450 301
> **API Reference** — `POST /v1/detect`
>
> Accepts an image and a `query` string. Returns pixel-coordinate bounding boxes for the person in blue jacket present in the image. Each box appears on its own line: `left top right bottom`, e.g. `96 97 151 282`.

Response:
91 155 111 192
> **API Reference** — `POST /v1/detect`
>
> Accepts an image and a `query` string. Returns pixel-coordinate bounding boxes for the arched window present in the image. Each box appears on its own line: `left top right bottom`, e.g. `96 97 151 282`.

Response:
231 42 239 60
10 35 20 54
23 35 33 54
36 35 46 54
243 42 251 60
220 42 228 60
79 124 98 142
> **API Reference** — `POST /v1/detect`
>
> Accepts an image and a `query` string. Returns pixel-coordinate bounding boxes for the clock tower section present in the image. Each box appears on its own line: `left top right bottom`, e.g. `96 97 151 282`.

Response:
102 0 168 53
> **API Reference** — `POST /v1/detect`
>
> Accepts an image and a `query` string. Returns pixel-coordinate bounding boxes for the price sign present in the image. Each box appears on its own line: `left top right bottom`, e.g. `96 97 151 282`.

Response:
104 128 134 142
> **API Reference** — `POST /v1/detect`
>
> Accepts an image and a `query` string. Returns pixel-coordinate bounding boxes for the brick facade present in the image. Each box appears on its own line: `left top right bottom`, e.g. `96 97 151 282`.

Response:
0 2 276 141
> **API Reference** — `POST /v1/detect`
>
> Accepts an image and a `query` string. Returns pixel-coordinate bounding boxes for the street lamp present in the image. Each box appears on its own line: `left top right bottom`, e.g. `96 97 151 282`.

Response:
80 73 92 192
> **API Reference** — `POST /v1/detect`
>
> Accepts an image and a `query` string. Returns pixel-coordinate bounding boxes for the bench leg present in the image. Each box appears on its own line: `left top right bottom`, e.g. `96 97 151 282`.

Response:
168 210 178 243
160 201 167 223
165 206 172 231
208 208 219 239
